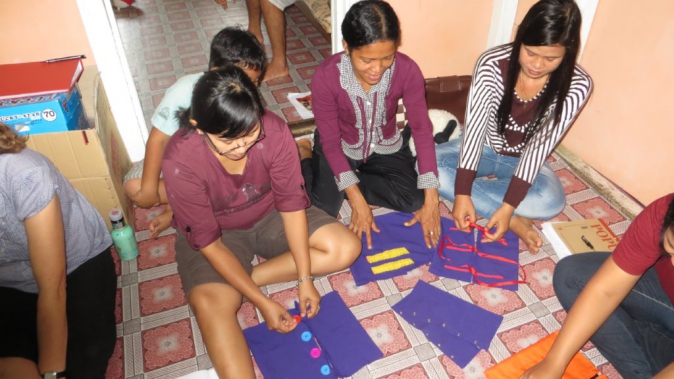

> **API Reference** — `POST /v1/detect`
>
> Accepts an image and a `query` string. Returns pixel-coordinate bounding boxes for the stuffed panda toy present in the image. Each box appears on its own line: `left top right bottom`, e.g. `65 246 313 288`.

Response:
408 109 462 157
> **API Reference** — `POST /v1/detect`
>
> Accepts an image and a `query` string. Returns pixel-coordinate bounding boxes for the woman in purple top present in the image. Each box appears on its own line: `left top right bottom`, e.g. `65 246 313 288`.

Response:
300 0 441 251
162 66 361 379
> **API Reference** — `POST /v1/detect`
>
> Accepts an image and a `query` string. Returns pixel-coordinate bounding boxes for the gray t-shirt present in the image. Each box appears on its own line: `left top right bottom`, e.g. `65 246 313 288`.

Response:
0 148 112 293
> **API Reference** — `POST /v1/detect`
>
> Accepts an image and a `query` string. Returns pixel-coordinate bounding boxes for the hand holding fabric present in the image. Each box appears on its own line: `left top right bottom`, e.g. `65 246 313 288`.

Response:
298 279 321 319
259 299 297 334
484 203 514 243
452 194 476 232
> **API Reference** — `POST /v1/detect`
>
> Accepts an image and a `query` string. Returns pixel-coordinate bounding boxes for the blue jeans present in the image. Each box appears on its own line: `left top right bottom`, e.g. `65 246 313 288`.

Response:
554 253 674 379
435 139 565 219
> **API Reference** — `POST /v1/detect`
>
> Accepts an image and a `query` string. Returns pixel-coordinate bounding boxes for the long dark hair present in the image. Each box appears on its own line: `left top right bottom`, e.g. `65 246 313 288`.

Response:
497 0 581 144
209 27 266 72
178 65 265 138
341 0 400 50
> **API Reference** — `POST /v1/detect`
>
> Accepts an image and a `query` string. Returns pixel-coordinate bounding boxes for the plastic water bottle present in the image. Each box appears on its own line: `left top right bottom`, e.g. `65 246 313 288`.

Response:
109 209 139 261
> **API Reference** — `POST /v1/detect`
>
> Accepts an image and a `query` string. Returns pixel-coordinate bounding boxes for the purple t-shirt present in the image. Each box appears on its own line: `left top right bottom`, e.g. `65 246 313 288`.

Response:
311 52 438 184
162 112 310 250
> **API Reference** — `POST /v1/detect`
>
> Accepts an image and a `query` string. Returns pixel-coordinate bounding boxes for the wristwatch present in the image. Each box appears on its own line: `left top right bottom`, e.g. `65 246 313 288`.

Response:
43 371 66 379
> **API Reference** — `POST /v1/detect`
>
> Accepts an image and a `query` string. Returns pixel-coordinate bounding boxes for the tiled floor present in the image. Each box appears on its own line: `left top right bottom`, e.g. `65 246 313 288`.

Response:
110 1 627 378
105 153 627 379
115 0 330 130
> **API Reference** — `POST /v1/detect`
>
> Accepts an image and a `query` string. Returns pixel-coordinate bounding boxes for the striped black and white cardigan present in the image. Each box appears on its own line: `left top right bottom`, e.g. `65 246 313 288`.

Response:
455 44 593 207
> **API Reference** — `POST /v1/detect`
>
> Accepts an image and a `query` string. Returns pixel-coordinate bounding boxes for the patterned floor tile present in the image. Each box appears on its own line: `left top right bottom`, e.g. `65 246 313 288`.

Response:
464 285 526 315
571 197 627 225
139 274 187 317
382 363 430 379
330 271 385 307
141 319 196 372
439 350 496 379
362 310 411 357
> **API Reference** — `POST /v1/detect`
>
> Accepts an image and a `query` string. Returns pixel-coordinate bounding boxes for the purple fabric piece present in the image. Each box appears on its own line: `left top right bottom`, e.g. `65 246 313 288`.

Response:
429 219 521 291
244 308 336 379
244 292 381 379
392 280 503 368
349 212 436 286
300 292 382 377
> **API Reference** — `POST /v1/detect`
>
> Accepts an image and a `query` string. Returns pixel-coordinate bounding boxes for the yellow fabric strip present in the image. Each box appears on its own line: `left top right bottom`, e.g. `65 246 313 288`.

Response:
371 258 415 275
366 247 410 264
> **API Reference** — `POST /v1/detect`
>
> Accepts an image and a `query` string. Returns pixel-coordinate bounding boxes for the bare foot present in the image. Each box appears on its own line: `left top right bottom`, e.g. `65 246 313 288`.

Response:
149 209 173 238
510 215 543 254
297 139 313 160
262 60 290 83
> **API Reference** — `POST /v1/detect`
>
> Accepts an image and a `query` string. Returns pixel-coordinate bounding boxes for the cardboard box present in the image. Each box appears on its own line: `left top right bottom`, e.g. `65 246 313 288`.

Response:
542 218 620 259
0 59 87 136
0 86 88 135
25 67 134 229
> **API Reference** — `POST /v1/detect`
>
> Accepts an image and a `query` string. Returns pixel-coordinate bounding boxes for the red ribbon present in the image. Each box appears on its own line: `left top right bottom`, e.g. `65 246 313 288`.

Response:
437 225 526 288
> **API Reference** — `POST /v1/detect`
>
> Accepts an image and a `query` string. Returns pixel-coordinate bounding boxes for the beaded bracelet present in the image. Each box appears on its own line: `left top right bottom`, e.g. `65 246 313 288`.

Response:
296 275 314 288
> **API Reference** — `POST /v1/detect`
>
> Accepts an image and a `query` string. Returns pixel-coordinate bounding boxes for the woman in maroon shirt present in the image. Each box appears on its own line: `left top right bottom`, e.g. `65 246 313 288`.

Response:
162 66 361 379
301 0 441 251
522 194 674 379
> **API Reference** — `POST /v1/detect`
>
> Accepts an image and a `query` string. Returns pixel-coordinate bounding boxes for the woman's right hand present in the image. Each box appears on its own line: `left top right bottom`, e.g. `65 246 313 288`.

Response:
349 197 380 250
452 194 477 232
148 209 173 238
258 299 297 334
519 359 565 379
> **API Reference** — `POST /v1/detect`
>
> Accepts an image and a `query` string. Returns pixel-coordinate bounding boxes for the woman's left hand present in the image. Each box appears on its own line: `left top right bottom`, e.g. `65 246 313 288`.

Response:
298 279 321 319
406 191 441 248
484 203 515 242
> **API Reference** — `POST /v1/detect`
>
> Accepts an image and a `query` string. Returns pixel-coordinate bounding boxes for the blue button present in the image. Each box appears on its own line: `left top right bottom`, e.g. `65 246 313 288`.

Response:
301 331 312 342
320 364 331 375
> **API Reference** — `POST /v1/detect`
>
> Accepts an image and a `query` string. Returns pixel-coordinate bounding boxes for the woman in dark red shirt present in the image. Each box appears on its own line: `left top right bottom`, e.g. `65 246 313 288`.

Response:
522 194 674 379
162 66 361 379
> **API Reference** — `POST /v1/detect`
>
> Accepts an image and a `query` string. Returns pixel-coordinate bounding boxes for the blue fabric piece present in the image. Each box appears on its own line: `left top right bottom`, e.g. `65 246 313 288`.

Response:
244 308 336 379
429 218 521 291
300 292 382 377
244 292 381 379
392 280 503 368
349 212 436 286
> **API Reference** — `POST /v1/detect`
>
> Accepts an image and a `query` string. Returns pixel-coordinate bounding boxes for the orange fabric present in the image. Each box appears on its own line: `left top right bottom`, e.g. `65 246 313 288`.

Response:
484 331 608 379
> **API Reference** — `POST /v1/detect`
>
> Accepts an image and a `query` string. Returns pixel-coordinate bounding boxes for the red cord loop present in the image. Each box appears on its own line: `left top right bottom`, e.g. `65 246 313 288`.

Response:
437 223 526 287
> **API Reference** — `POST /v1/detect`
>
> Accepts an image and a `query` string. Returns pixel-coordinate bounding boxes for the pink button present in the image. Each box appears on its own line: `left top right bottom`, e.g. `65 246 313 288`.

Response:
310 347 321 358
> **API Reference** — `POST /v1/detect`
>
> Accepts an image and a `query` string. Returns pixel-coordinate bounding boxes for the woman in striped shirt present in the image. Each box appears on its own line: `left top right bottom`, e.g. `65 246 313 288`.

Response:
436 0 593 253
